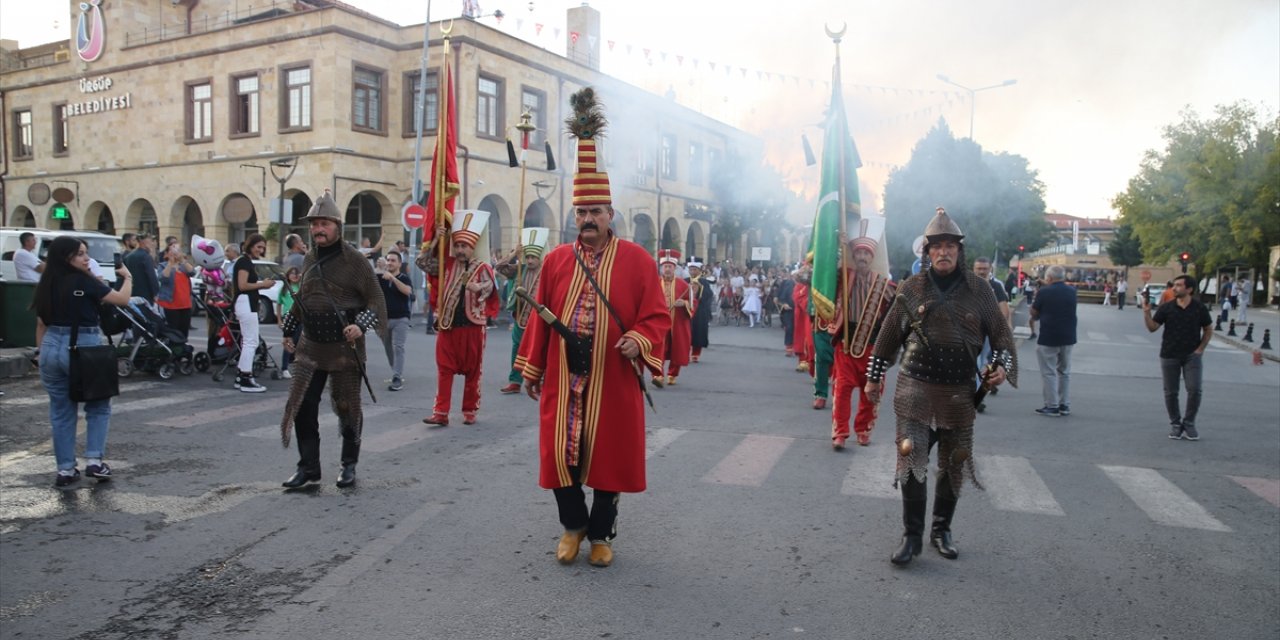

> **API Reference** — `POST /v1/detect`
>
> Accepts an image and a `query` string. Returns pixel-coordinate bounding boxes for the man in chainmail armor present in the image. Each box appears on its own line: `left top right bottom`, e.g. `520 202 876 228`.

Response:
278 192 387 489
865 207 1017 566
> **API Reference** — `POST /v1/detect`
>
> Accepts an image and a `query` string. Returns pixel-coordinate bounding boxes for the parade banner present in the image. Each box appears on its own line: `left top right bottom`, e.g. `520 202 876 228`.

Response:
809 63 862 322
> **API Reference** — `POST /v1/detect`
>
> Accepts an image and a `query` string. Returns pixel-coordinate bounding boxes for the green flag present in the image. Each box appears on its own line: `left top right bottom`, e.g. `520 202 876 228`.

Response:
809 65 862 322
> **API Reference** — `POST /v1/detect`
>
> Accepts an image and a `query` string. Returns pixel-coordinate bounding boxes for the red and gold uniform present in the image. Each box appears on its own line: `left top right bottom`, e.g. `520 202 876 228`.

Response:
656 250 693 384
829 266 895 446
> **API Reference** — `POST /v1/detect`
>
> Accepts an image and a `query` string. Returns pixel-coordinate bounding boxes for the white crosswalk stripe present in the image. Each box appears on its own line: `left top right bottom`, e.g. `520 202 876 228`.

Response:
113 391 238 414
840 443 898 499
646 427 686 459
983 455 1066 516
239 404 399 439
1087 331 1110 342
1125 334 1149 344
702 434 792 486
148 397 280 428
1098 465 1232 532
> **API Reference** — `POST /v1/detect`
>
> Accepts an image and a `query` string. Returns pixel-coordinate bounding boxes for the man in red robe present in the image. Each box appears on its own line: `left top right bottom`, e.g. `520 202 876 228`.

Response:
422 210 500 427
793 263 813 373
517 87 670 569
654 249 693 386
828 224 895 449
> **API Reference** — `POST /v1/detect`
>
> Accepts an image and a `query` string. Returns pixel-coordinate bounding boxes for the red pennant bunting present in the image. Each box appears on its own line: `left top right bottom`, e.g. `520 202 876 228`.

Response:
570 31 579 44
643 48 651 57
677 55 684 65
535 23 544 35
608 40 615 50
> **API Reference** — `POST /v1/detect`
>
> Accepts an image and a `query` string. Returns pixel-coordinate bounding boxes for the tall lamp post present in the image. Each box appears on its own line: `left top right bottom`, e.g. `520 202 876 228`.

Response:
935 74 1017 140
269 156 299 262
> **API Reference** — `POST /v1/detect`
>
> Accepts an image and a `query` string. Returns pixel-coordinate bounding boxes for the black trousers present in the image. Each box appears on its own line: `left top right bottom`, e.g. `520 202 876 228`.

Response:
780 308 795 347
293 369 361 473
163 307 192 338
552 466 619 542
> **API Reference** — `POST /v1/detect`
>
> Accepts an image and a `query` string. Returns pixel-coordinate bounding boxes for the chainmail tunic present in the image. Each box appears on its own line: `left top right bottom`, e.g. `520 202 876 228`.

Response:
279 241 388 447
872 268 1018 495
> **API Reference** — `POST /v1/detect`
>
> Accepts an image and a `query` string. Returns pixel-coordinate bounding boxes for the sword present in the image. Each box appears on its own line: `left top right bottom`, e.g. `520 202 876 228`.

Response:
514 287 656 412
973 360 999 408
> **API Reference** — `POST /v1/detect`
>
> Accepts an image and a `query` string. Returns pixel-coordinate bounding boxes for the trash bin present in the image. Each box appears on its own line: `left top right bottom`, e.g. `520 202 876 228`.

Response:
0 281 38 348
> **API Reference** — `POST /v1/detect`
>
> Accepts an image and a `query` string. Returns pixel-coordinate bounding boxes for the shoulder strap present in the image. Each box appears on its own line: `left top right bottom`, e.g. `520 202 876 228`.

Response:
571 246 628 336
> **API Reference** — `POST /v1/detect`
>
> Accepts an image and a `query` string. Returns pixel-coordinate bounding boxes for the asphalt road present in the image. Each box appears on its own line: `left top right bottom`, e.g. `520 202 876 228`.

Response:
1 300 1277 640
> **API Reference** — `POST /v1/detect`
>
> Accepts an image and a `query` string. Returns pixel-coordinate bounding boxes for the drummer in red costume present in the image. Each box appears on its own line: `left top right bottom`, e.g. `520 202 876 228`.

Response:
422 210 500 427
654 249 693 386
516 87 670 568
828 217 895 449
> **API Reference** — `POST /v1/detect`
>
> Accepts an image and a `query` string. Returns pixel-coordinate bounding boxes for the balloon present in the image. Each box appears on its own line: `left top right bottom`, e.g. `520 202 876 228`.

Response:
190 234 225 269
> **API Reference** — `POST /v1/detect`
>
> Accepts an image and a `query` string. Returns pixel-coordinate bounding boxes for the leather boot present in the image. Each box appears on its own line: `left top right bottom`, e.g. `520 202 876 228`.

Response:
891 477 927 566
930 476 959 559
556 529 587 564
336 464 357 488
285 438 323 487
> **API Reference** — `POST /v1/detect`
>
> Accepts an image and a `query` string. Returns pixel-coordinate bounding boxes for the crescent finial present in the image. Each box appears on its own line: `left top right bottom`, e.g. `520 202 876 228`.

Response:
824 22 847 41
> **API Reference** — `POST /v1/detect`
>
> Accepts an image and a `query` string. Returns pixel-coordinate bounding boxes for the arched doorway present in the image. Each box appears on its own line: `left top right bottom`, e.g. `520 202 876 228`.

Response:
128 198 158 236
343 191 384 247
48 204 76 230
220 194 257 245
287 191 313 240
632 213 655 254
661 218 681 252
476 194 510 255
684 222 704 260
13 206 35 228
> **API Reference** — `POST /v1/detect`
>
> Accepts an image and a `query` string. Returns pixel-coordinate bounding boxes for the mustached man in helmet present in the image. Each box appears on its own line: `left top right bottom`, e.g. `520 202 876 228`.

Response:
515 87 670 568
278 191 387 489
864 207 1017 566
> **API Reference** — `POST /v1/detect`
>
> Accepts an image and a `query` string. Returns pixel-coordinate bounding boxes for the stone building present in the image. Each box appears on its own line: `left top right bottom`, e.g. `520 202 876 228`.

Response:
2 0 794 263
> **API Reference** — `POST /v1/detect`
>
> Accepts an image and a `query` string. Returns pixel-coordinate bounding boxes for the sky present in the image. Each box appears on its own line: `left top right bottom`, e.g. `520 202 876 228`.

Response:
4 0 1278 221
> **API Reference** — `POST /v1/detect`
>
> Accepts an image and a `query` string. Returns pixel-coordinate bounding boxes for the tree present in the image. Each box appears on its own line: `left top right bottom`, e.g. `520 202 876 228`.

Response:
1112 102 1280 280
882 119 1052 276
1106 224 1144 277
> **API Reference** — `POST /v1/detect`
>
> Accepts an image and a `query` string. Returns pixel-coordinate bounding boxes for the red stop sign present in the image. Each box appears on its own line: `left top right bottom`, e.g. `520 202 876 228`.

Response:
402 203 428 229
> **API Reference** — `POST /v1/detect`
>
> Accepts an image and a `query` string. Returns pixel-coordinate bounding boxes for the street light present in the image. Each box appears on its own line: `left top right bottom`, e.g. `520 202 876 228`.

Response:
269 156 299 262
935 74 1017 140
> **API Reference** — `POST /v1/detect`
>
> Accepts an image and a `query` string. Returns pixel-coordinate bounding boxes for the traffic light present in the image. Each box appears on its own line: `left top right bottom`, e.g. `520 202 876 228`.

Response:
1018 244 1025 253
51 203 70 220
1178 251 1190 273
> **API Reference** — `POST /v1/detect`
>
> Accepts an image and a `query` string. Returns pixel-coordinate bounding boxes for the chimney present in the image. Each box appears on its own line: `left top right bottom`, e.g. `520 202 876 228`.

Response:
566 3 601 70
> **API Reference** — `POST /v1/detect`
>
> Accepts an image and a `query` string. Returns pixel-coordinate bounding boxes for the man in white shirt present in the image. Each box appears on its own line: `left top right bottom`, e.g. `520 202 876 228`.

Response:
13 232 44 282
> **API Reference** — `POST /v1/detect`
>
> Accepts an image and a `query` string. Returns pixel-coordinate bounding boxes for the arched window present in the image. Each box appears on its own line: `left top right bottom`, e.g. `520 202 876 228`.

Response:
343 192 383 248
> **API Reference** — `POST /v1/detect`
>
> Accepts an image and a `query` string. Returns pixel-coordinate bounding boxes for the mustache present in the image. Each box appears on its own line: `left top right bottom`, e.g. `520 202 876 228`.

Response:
580 222 599 231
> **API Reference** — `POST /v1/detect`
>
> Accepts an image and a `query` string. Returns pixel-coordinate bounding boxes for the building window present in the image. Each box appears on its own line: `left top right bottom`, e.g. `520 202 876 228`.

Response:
231 73 260 137
281 64 312 131
403 71 438 136
12 109 33 160
660 133 677 180
477 74 503 138
52 103 69 156
352 65 386 133
689 141 704 186
520 87 546 147
636 145 650 173
186 80 212 143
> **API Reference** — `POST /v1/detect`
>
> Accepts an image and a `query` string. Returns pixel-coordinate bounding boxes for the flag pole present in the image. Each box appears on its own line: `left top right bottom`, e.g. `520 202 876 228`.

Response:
435 21 454 280
410 1 433 294
828 23 852 353
513 111 535 287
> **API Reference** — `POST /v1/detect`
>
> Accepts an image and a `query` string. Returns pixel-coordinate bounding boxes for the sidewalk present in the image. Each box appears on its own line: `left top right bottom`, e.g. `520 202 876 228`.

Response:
0 347 36 378
1212 305 1279 362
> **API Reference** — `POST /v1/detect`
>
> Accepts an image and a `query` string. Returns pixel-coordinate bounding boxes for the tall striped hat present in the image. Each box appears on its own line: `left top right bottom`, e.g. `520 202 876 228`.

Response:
521 227 550 258
566 87 612 207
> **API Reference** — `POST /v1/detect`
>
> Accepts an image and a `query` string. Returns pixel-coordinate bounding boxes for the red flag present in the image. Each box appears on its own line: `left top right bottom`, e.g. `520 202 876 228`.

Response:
425 64 459 245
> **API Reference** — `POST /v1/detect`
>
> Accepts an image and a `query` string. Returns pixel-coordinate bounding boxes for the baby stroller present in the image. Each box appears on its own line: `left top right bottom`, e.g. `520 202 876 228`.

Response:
192 296 280 382
105 298 195 379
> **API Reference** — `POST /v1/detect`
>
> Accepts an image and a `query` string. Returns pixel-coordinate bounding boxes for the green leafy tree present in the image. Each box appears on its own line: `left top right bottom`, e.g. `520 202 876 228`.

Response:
1106 224 1144 277
882 119 1052 275
1112 102 1280 280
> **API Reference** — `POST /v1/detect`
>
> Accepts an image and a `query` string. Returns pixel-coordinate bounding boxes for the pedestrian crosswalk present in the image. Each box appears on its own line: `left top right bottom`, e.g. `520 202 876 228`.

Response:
2 391 1274 537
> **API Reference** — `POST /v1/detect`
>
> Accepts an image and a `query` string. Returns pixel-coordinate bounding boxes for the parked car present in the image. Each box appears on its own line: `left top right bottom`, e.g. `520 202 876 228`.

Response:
1 227 122 281
1136 282 1168 307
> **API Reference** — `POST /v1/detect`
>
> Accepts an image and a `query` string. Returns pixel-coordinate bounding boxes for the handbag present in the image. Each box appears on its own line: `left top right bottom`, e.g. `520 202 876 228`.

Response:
67 287 120 403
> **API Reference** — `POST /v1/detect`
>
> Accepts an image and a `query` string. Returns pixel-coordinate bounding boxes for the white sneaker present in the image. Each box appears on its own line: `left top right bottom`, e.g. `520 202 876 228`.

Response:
280 369 292 379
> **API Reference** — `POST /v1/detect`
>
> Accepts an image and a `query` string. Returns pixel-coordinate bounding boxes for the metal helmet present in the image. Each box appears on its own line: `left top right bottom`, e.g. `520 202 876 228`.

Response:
923 206 964 244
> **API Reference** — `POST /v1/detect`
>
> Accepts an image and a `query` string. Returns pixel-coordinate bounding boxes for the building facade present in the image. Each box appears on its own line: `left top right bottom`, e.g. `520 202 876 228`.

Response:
1 0 795 263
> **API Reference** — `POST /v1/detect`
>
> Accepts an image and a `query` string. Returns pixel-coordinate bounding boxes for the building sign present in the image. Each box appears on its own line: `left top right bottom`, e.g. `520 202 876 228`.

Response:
76 0 107 63
68 75 132 117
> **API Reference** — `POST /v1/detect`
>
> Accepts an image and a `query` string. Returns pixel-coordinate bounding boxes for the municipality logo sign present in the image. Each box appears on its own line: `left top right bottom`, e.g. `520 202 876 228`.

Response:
76 0 106 63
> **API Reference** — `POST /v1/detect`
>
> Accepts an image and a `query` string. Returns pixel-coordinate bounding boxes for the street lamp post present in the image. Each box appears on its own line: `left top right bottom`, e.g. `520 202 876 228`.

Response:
935 74 1017 140
269 156 299 262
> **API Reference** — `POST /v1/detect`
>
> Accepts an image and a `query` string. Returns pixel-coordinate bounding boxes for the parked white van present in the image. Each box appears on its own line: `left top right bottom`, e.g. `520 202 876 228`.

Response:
0 228 123 281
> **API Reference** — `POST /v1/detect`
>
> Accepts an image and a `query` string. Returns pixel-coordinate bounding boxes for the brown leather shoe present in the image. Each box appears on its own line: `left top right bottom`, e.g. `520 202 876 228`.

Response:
588 542 613 567
422 413 449 426
832 437 847 451
499 383 521 394
856 432 871 446
556 529 587 564
462 412 477 425
812 397 826 410
666 375 677 386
